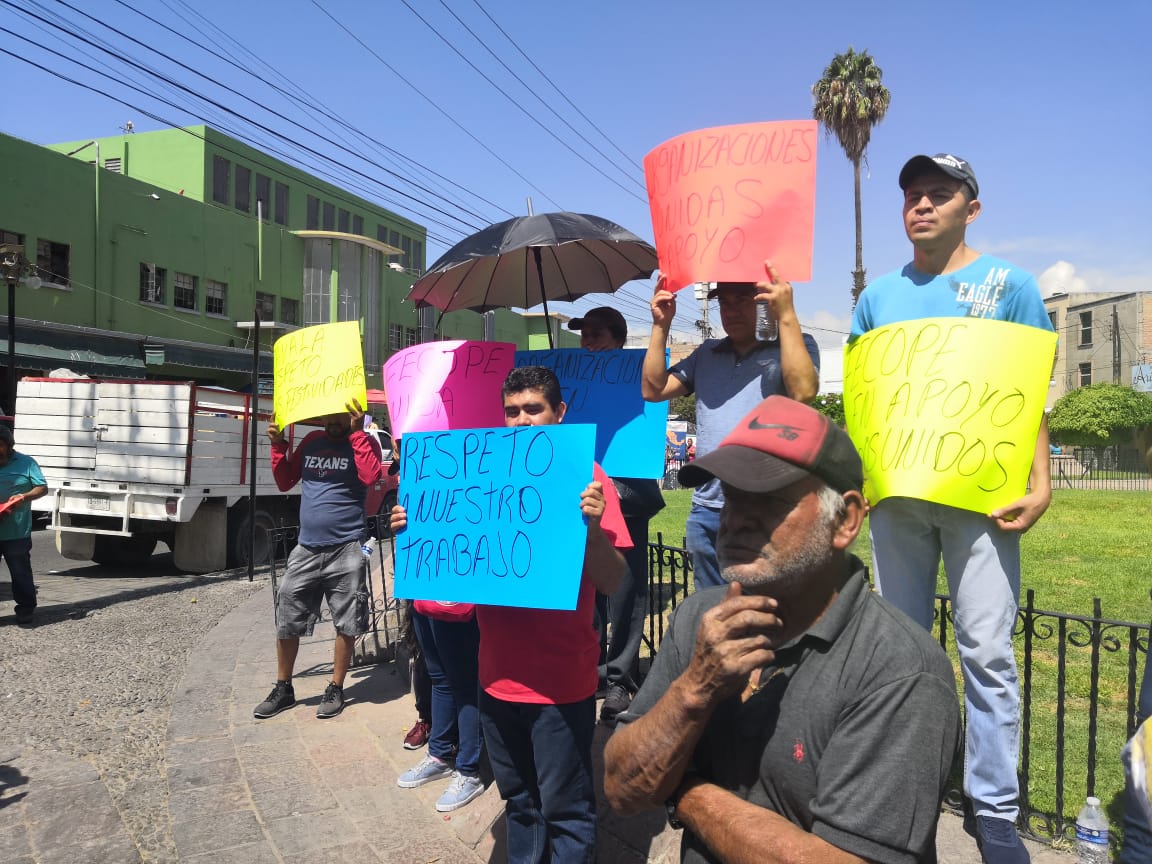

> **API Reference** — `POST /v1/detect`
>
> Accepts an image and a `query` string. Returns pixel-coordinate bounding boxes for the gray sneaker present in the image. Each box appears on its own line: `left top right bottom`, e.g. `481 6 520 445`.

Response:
397 754 453 788
253 681 295 719
436 772 485 812
316 682 344 719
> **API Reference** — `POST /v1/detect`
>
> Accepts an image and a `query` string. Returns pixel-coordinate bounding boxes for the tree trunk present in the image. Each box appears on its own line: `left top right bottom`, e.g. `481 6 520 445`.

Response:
851 157 867 308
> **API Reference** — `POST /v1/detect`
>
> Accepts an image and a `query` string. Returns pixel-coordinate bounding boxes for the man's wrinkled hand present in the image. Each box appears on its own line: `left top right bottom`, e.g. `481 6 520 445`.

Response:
683 583 783 706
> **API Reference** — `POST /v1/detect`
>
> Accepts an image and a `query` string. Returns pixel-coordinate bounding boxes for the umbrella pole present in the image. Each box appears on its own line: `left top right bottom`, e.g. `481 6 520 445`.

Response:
533 246 553 348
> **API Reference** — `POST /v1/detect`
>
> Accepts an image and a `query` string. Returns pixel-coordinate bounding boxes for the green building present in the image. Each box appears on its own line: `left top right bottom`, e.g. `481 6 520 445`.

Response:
0 125 574 412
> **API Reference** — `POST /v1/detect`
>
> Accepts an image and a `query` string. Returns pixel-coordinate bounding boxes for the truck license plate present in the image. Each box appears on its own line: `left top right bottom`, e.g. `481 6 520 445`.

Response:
87 494 110 511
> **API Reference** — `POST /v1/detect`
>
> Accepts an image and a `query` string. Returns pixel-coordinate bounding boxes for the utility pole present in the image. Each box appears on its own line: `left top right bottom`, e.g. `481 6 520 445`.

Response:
1113 304 1121 384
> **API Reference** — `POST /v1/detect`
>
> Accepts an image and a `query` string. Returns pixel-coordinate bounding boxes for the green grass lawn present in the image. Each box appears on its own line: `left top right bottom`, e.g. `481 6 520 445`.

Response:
648 487 1152 841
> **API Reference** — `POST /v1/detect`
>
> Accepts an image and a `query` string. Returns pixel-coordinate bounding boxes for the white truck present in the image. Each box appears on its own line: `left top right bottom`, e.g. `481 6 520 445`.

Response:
17 377 301 573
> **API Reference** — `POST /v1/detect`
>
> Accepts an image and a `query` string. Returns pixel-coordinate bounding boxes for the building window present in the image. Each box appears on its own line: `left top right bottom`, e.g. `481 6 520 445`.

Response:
338 209 350 233
255 174 271 219
280 297 299 326
103 157 122 174
1079 362 1092 386
234 164 251 213
306 195 320 230
1048 310 1058 331
205 279 227 316
140 263 167 304
322 202 335 231
352 215 364 236
389 323 418 351
377 225 389 244
389 229 400 251
174 272 197 310
413 239 424 273
35 239 70 287
274 182 289 226
0 229 23 246
212 156 230 205
255 291 276 322
401 235 413 269
1079 311 1093 346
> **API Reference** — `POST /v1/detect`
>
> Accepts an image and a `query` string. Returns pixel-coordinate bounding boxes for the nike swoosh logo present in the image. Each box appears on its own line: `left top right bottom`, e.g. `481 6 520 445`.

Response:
747 420 803 438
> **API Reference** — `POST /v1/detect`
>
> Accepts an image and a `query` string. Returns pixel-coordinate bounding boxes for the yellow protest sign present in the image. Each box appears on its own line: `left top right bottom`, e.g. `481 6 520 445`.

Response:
273 321 367 428
843 318 1056 513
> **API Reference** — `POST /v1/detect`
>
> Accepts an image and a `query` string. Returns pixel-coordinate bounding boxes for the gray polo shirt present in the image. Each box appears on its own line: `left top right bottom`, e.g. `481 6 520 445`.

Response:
669 335 820 509
621 563 960 864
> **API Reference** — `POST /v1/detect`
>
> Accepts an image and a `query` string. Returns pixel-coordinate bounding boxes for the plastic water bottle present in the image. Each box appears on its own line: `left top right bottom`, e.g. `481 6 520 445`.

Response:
756 301 778 341
361 537 376 560
1075 796 1109 864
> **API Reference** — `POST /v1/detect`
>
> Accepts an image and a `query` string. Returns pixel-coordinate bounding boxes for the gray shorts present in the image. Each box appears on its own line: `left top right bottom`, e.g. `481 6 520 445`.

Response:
275 539 369 639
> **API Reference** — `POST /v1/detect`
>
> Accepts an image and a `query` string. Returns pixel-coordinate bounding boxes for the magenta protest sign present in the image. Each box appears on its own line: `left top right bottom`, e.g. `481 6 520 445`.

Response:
383 340 515 434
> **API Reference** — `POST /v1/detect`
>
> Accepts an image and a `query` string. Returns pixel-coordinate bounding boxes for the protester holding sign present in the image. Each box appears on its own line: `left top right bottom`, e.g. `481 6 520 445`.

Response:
253 400 382 721
567 307 666 726
849 153 1054 864
642 265 819 591
391 366 630 863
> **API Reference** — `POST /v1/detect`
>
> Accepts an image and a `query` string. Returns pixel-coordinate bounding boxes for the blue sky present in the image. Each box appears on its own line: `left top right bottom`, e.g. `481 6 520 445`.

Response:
1 0 1148 348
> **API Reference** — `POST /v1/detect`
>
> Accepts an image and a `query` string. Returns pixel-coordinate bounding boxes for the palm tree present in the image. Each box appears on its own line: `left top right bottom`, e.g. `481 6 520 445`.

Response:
812 48 891 307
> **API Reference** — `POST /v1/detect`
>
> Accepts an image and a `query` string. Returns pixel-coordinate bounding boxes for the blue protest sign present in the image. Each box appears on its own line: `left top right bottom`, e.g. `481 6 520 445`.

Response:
515 349 667 479
393 424 595 610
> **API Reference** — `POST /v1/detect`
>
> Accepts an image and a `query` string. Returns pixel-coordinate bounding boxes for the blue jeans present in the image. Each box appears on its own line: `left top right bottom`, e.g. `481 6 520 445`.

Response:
685 503 723 591
1 536 35 613
479 692 596 864
596 515 649 690
870 497 1021 820
1120 628 1152 863
412 612 482 777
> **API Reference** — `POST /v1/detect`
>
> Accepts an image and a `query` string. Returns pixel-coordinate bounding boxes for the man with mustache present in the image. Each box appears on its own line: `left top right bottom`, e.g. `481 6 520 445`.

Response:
604 395 960 864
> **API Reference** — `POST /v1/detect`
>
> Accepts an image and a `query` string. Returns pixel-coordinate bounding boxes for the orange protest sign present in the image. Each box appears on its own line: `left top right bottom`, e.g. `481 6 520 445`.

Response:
644 121 817 292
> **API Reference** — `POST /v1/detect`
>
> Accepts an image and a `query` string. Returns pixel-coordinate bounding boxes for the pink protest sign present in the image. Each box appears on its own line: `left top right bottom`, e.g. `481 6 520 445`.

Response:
644 120 818 293
383 340 515 434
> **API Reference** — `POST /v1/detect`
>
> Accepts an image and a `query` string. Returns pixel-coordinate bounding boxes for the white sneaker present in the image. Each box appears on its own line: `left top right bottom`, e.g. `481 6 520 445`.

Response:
397 754 453 788
435 771 485 812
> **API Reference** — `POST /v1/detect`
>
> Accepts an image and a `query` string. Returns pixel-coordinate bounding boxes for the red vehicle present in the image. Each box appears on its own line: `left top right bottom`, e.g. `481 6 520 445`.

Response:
364 428 399 519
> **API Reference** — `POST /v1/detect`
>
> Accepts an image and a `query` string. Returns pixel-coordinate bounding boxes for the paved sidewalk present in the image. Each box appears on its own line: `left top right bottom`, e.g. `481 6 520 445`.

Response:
164 586 1069 863
2 559 1074 863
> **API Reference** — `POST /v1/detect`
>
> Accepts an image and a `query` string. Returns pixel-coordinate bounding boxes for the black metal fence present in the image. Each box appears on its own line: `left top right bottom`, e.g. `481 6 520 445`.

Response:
259 522 1149 846
640 535 1151 847
1051 447 1151 491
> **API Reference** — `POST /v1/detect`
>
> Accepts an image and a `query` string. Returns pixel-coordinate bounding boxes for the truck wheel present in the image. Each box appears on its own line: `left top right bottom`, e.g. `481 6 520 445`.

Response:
228 507 278 568
92 535 159 567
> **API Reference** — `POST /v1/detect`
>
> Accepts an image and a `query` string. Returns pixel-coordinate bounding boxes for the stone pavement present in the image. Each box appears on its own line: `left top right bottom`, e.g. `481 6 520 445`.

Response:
2 557 1073 863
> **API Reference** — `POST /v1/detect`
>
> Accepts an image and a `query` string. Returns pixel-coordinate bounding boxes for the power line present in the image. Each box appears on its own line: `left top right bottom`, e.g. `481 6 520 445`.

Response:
11 0 487 235
468 0 641 174
432 0 646 195
394 0 647 205
309 0 564 214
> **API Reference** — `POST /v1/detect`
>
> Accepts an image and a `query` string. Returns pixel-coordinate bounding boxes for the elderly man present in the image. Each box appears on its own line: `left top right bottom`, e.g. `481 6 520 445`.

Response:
604 395 960 864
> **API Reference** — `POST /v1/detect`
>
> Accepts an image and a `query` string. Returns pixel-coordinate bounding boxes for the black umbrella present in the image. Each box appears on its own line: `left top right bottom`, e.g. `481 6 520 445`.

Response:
405 212 657 347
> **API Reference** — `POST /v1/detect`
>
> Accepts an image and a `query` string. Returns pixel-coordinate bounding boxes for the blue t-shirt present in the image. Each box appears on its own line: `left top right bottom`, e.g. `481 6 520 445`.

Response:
670 335 821 509
0 451 46 541
850 255 1054 337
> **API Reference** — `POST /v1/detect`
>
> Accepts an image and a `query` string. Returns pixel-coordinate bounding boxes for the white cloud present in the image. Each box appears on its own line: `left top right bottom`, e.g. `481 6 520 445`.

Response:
802 310 853 348
1037 261 1089 297
1037 261 1150 297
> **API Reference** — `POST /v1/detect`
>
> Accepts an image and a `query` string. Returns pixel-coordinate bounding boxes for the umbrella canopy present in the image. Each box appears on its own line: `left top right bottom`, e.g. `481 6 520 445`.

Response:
406 212 657 318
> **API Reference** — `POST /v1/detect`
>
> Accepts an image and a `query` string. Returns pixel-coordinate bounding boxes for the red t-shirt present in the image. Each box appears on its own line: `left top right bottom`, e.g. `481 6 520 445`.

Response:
477 463 632 705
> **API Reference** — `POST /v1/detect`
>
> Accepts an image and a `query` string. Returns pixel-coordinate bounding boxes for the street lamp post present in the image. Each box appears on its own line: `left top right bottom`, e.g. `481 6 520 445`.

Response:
0 245 40 418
